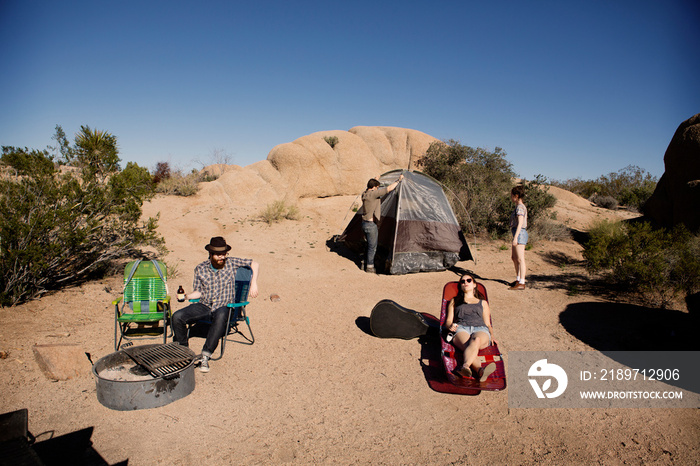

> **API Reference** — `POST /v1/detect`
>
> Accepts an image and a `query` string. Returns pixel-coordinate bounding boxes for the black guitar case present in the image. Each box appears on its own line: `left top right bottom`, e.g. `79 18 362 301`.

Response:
370 299 433 339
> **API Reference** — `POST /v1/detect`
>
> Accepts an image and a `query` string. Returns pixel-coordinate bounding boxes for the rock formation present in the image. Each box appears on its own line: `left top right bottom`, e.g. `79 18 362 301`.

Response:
198 126 438 204
644 113 700 231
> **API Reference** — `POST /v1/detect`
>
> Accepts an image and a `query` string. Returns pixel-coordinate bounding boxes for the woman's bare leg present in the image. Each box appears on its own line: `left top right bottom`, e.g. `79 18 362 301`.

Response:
515 244 526 283
465 331 490 371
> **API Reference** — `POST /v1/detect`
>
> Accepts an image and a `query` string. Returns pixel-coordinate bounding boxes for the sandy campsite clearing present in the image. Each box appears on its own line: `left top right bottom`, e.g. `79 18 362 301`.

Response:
1 182 698 465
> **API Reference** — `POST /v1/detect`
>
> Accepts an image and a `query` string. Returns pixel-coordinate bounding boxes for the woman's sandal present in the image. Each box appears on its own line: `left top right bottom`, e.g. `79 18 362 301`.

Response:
456 365 473 378
479 362 497 382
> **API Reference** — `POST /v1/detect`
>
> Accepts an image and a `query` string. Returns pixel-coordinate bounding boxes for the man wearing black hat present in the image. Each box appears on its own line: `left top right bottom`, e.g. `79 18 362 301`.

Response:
172 236 259 372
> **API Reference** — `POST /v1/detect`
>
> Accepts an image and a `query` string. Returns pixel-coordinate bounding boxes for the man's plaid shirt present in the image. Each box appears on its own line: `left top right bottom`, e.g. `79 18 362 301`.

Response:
193 256 252 309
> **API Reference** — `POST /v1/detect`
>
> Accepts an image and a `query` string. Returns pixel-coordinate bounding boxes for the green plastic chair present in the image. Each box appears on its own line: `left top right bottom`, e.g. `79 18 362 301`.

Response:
113 260 171 350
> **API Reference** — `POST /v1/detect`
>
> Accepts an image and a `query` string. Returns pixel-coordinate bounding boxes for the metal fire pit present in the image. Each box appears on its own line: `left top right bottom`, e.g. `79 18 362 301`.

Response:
92 343 196 411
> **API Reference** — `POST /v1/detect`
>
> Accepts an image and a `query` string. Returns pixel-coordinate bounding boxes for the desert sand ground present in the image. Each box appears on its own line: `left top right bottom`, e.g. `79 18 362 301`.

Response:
1 185 698 465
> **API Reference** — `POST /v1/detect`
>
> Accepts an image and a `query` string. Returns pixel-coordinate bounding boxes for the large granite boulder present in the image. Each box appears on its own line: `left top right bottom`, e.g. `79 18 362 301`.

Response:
200 126 438 204
644 114 700 232
267 126 437 199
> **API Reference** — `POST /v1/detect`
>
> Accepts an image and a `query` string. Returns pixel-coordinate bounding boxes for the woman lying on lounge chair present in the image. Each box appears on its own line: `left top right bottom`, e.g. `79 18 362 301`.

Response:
444 273 497 381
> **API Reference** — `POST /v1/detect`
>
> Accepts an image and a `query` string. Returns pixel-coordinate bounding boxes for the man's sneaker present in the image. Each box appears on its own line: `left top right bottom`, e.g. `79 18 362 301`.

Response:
365 265 376 274
199 357 210 373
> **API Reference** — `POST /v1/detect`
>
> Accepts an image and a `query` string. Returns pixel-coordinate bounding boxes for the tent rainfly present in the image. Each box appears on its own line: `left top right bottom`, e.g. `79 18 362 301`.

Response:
338 170 473 274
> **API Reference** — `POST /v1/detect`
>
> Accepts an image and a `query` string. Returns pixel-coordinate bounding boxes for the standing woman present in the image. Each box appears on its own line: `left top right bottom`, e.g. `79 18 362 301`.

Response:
509 185 528 290
444 274 497 381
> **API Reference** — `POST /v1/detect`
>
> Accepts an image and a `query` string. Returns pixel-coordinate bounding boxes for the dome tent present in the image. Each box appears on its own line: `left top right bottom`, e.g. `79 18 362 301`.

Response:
339 170 473 274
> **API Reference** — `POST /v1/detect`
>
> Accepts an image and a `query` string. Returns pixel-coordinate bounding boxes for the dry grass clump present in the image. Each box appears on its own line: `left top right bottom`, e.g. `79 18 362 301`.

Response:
530 218 572 242
155 169 220 197
260 201 300 224
155 171 200 196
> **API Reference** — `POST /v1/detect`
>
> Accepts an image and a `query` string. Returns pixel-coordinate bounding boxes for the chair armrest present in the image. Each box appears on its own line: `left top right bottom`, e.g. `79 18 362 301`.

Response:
189 299 200 303
112 297 123 305
163 295 171 303
227 302 249 308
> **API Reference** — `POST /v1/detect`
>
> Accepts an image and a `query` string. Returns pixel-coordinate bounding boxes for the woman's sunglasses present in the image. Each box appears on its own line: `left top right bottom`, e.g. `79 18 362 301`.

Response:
460 278 473 284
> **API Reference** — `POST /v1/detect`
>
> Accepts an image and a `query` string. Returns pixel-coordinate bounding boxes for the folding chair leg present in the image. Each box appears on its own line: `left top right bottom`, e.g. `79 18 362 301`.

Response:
115 306 122 351
116 323 128 351
162 309 168 345
243 317 255 344
209 335 226 361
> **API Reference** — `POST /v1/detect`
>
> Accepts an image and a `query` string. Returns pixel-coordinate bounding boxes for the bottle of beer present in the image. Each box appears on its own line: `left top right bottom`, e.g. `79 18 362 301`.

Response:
177 285 185 302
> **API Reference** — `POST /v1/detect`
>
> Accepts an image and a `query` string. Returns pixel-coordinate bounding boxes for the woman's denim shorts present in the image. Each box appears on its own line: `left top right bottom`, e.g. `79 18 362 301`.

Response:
455 325 491 345
512 228 528 245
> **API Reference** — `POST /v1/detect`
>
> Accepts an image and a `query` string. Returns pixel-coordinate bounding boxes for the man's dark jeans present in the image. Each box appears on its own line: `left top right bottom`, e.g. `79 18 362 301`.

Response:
172 302 229 357
362 220 378 268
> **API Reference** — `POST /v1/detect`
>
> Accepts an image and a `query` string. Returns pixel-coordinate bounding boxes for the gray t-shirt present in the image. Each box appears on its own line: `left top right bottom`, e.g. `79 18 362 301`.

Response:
454 300 486 327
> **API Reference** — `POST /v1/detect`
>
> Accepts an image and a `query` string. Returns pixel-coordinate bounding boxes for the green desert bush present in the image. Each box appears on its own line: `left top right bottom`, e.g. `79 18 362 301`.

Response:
260 201 300 224
554 165 657 212
518 176 557 232
0 126 163 306
583 220 700 307
417 141 516 234
324 136 339 148
417 141 555 237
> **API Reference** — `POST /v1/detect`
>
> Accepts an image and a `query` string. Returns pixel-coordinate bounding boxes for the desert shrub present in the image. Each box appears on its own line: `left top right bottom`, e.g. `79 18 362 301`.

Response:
199 172 219 183
417 141 555 237
417 141 516 234
153 161 172 185
554 178 603 199
260 201 299 224
589 194 618 210
619 184 656 212
155 170 200 196
530 218 571 242
518 176 557 231
554 165 657 212
1 147 54 176
0 126 163 306
583 220 700 307
154 166 226 196
324 136 339 148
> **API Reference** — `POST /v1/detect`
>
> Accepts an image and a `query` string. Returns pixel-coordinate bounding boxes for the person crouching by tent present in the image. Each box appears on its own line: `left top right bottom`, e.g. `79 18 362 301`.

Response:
360 173 403 273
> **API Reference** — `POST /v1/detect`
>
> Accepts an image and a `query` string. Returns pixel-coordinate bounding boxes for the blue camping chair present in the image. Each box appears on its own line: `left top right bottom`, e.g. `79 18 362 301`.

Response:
186 266 255 360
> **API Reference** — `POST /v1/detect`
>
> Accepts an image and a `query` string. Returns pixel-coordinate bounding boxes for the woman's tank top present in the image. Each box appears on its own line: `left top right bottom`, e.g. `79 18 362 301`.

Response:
454 300 486 327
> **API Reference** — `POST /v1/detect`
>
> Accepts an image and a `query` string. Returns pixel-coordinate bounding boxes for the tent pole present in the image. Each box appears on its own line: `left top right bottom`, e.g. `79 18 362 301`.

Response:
335 193 362 237
389 170 405 273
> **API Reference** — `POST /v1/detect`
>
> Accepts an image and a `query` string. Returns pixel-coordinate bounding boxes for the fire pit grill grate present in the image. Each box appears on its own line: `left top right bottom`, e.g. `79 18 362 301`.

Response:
123 342 194 378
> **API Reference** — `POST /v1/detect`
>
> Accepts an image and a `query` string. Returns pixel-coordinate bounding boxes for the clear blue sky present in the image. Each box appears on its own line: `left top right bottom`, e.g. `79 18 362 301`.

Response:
1 0 698 181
